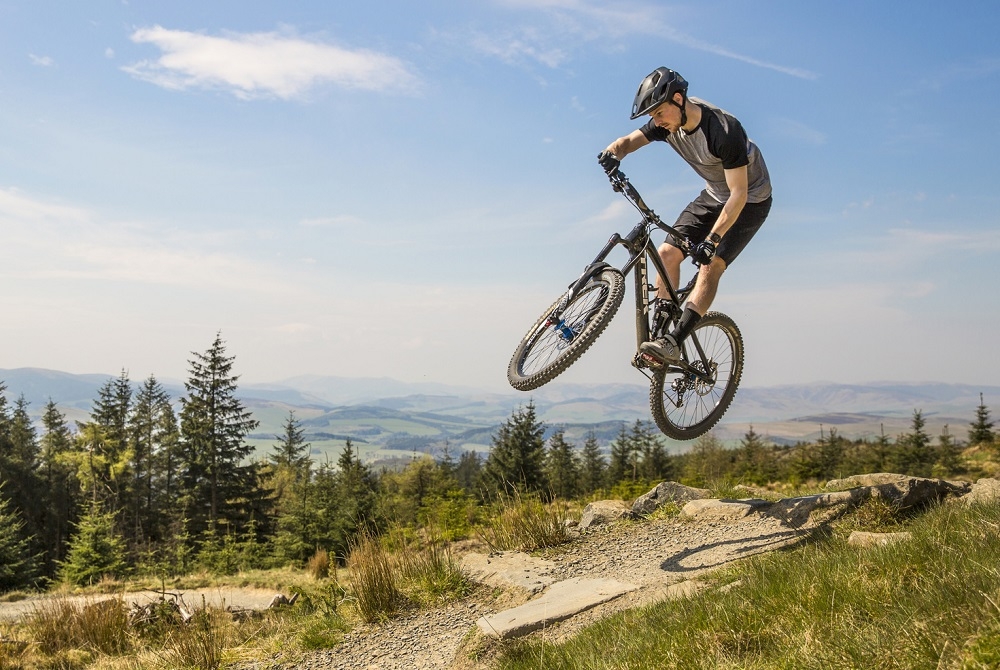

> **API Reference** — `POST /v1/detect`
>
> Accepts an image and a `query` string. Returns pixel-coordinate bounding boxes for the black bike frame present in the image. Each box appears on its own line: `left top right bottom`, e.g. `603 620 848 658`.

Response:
559 167 713 384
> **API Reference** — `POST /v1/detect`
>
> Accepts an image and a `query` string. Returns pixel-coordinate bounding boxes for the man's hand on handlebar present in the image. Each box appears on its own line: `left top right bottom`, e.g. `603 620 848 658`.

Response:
691 238 717 266
597 151 620 174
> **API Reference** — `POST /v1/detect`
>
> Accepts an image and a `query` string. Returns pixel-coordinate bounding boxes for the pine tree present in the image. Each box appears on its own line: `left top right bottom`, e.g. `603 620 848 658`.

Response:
178 333 261 537
607 423 632 486
934 425 962 477
578 431 607 494
2 396 44 563
270 411 311 473
544 430 579 500
683 432 731 486
735 425 771 484
481 402 547 494
59 502 127 586
969 393 995 448
0 483 37 591
127 375 173 548
38 401 79 573
897 409 933 477
92 371 133 508
633 421 671 482
454 450 482 492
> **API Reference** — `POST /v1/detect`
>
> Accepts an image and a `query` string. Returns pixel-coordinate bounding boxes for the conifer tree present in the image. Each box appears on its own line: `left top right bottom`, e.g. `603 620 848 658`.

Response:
454 450 482 492
59 502 127 586
481 402 547 494
607 423 632 486
0 483 37 591
544 430 579 500
896 409 933 477
39 400 79 572
735 425 771 484
934 425 962 477
2 396 44 561
270 410 311 473
127 375 173 547
632 420 671 482
178 333 261 537
578 431 607 494
969 393 995 448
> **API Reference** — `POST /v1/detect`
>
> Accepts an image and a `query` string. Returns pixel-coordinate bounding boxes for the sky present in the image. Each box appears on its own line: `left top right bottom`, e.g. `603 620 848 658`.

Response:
1 0 999 394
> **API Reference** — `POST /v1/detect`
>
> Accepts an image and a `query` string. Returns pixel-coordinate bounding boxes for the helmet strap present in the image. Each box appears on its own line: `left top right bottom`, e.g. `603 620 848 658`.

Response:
670 95 688 129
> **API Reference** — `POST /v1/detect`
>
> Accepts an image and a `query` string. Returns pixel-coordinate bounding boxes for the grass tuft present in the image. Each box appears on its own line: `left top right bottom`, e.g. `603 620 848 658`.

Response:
348 531 402 622
477 490 567 553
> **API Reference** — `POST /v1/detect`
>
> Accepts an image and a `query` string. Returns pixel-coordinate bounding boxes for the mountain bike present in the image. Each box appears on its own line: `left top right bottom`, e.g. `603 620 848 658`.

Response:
506 162 744 440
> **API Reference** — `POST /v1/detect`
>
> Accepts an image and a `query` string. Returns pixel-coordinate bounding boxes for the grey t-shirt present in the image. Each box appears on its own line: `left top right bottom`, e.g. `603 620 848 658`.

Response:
641 98 772 204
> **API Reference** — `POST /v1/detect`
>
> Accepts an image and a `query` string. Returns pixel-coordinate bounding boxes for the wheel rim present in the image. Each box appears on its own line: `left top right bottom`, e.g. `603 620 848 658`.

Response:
657 322 737 430
517 281 610 377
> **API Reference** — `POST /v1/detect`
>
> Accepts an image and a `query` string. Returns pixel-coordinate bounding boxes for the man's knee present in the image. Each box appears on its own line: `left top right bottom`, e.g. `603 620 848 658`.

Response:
658 243 684 265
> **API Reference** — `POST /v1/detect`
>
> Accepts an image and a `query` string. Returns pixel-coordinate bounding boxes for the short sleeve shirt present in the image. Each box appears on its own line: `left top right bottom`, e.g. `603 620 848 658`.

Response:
640 98 772 204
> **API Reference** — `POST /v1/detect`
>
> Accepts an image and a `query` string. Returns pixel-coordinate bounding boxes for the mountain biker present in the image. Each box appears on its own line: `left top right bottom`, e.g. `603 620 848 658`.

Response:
599 67 772 366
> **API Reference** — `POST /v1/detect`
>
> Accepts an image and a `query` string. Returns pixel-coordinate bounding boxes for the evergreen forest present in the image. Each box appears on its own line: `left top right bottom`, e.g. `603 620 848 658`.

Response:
0 333 996 593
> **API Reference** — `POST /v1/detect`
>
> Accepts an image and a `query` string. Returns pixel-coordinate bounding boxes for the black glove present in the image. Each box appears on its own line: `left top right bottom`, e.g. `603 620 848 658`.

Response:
597 151 620 173
691 238 717 265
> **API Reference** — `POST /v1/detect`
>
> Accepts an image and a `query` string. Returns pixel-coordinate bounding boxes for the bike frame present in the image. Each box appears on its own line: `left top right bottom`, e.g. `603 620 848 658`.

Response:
558 167 715 384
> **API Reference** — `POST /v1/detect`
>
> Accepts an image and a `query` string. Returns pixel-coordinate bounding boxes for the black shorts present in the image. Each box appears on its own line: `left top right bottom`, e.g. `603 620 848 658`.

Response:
666 190 772 266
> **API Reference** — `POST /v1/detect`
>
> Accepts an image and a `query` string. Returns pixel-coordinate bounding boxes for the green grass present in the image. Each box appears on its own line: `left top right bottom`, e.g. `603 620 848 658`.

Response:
493 498 1000 670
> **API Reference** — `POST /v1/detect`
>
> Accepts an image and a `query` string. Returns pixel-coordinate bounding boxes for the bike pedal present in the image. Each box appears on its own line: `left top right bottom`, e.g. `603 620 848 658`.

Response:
635 352 664 370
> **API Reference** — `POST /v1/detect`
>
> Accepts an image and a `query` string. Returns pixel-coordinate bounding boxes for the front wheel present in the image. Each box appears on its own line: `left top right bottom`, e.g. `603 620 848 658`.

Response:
649 312 743 440
508 268 625 391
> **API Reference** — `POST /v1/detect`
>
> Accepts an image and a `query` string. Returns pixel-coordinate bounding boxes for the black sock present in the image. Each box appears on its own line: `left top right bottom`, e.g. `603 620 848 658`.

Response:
672 307 702 343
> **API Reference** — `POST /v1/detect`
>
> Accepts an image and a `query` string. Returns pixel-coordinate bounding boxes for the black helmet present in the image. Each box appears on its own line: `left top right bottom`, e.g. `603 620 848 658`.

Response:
630 67 688 120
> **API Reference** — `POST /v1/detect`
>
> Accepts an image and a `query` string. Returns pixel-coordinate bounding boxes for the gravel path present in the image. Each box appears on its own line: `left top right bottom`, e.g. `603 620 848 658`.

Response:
0 507 817 669
237 510 818 669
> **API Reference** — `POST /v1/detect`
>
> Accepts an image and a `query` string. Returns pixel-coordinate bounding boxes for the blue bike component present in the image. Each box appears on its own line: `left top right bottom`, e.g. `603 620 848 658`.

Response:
555 319 575 341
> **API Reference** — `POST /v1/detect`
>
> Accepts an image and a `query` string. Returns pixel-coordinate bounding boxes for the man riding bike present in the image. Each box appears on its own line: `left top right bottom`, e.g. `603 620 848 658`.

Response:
599 67 772 366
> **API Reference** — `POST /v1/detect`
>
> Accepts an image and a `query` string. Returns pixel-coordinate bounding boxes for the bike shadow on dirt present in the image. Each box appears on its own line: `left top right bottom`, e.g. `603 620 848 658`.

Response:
658 527 812 575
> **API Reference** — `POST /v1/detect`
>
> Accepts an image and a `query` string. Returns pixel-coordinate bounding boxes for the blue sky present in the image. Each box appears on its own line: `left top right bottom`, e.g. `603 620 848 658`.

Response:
1 0 998 393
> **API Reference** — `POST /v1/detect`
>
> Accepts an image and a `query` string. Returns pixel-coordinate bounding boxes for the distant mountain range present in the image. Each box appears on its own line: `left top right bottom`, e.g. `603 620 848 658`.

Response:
2 367 998 449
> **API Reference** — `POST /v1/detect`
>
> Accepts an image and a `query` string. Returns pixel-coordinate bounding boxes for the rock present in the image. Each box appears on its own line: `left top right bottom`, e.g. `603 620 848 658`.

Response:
847 531 912 548
768 489 866 524
476 577 638 639
632 481 712 516
460 551 556 594
824 473 970 509
579 500 632 529
964 478 1000 506
681 498 770 521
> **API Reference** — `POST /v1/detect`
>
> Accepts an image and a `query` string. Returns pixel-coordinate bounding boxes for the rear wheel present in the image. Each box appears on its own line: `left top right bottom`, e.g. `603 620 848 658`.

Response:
508 268 625 391
649 312 743 440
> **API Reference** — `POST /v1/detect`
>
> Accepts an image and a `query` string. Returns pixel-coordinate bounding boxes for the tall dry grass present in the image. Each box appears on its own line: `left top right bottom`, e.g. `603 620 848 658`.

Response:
477 489 567 553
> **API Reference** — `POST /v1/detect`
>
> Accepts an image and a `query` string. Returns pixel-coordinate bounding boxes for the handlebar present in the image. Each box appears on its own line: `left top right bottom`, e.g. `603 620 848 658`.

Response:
598 154 690 255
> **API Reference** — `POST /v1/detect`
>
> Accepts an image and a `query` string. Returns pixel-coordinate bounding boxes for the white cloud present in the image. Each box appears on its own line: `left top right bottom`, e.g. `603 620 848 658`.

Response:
489 0 817 79
105 47 115 59
468 29 568 68
29 54 54 67
0 187 295 294
123 26 420 100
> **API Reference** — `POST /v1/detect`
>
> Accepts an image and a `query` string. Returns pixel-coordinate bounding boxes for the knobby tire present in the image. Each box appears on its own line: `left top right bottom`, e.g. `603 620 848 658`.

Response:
508 268 625 391
649 311 743 440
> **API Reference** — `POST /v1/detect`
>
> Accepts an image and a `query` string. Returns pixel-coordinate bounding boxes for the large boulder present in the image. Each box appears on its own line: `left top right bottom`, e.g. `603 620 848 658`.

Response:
824 473 969 509
632 481 712 516
964 478 1000 506
579 500 632 530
